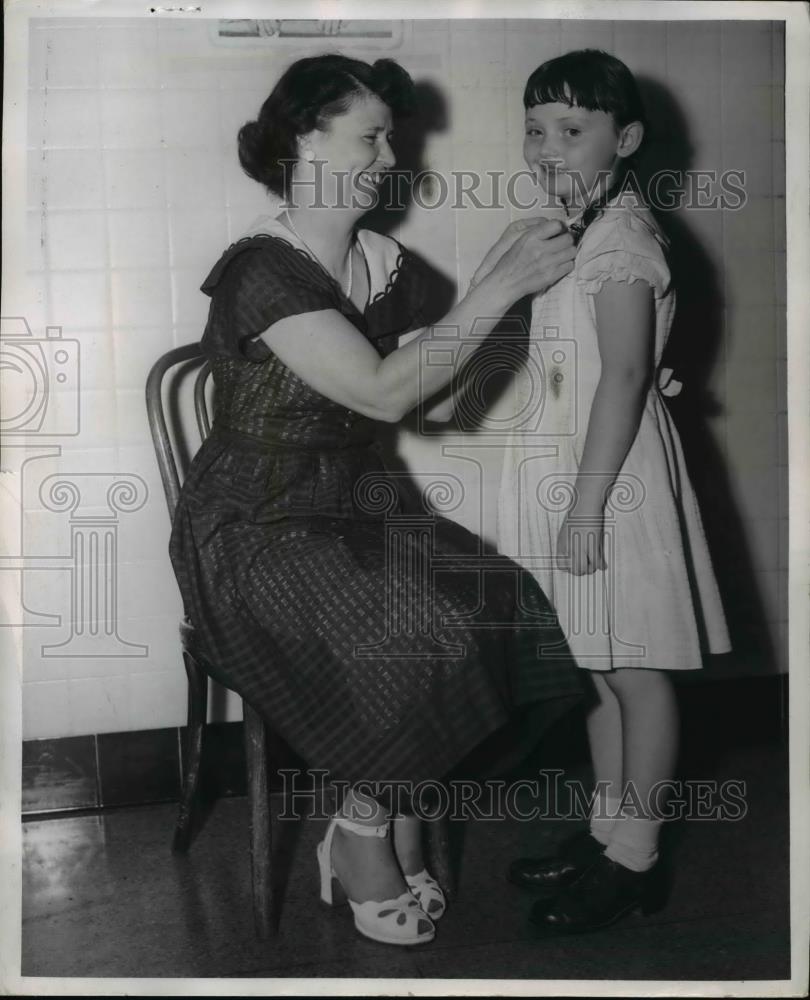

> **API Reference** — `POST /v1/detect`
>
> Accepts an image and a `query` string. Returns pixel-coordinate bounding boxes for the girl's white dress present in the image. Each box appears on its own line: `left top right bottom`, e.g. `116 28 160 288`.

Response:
497 195 731 671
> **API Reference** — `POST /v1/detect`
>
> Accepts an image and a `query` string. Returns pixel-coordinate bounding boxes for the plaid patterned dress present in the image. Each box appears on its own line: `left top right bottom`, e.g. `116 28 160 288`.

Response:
169 223 582 785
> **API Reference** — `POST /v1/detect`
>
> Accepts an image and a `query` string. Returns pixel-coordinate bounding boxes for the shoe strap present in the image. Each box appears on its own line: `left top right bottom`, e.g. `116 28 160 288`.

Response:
334 815 389 838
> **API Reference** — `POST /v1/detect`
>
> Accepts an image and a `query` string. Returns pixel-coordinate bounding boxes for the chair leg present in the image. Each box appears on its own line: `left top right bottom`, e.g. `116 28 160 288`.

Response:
244 701 273 939
173 651 208 853
426 812 453 899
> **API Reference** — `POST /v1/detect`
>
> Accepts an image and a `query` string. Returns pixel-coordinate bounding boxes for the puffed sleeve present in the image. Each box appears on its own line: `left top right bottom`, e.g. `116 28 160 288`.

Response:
200 237 340 362
576 211 672 299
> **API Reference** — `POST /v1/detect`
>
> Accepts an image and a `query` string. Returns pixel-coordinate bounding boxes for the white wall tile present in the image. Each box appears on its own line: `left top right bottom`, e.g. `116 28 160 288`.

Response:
449 86 507 148
721 21 774 89
48 270 109 329
101 90 162 149
171 266 214 329
23 680 71 739
40 90 100 149
43 150 106 209
723 196 776 252
168 209 227 268
165 147 224 208
112 326 174 391
111 268 172 328
559 20 615 54
723 250 776 308
104 149 166 209
217 89 260 153
22 613 70 683
721 142 772 198
71 329 115 392
722 85 772 150
67 675 132 735
30 25 99 89
45 211 107 270
223 154 268 211
70 388 118 449
613 23 667 82
98 22 159 90
26 211 47 272
158 21 223 91
128 670 187 730
160 89 221 148
108 210 169 269
114 387 152 448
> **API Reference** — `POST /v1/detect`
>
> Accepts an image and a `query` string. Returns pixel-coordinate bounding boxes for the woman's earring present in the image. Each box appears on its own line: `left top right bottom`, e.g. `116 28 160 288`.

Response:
301 149 315 162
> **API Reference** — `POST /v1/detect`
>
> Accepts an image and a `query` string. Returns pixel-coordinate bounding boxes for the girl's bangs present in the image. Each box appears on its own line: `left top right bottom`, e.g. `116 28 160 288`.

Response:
523 77 605 114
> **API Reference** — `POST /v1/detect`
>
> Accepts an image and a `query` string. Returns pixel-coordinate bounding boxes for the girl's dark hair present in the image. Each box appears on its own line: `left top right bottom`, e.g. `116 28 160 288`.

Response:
523 49 646 133
238 54 416 197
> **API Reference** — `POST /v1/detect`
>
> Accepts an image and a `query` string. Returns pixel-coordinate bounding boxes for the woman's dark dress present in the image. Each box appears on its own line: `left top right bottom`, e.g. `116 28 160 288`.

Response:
169 224 582 786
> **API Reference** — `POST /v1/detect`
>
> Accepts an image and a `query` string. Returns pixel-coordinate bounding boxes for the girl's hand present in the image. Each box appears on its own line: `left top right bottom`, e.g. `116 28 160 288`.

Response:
474 218 576 300
556 512 606 576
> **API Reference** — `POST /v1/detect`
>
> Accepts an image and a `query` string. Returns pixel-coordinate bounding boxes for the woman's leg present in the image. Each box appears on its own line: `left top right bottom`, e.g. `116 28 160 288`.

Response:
392 815 424 877
584 672 624 845
602 667 679 870
330 787 410 902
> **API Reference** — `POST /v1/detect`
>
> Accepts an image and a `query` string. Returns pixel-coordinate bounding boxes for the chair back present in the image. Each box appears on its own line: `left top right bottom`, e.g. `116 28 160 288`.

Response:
145 342 213 521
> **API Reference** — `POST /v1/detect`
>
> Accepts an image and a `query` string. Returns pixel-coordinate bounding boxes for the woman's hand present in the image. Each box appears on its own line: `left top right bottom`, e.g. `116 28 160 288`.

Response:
470 218 546 287
480 218 576 303
555 509 606 576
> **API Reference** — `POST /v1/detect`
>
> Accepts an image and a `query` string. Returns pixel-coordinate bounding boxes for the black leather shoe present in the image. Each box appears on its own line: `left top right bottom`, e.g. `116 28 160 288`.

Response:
508 830 604 891
529 854 663 933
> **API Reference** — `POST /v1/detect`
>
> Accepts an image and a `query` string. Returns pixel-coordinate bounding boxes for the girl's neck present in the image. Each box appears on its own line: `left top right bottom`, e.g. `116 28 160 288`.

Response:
564 168 619 216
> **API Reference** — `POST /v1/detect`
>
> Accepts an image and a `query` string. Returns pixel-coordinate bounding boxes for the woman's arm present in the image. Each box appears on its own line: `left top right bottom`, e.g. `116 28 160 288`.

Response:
557 279 655 575
258 220 575 423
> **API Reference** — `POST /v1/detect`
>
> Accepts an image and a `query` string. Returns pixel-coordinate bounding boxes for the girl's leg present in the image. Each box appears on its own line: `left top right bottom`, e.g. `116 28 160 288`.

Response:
602 667 679 871
330 786 410 902
584 671 624 845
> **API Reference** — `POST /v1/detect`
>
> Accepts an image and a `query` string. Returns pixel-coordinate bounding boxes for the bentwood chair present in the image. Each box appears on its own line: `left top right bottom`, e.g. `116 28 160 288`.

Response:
145 342 452 940
146 342 275 938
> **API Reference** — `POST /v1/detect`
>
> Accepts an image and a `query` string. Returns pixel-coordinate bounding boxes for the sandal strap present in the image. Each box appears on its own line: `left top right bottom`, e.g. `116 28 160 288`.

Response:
334 815 389 838
405 869 437 886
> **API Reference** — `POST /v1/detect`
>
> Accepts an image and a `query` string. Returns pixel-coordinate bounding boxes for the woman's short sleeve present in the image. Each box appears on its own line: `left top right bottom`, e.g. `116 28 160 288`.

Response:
200 238 340 362
576 211 672 299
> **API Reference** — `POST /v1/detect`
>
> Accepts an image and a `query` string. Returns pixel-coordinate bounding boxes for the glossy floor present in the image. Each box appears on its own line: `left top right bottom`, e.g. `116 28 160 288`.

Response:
21 741 789 983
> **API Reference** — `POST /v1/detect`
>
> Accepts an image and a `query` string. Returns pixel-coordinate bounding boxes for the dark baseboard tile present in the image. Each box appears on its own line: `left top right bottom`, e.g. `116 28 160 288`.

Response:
22 722 252 818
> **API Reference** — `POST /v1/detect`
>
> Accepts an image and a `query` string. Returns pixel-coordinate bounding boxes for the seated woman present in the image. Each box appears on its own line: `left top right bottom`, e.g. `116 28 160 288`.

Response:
169 53 581 948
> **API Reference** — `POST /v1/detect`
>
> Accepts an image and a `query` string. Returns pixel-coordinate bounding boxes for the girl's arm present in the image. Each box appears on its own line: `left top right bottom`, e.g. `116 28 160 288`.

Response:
557 278 655 575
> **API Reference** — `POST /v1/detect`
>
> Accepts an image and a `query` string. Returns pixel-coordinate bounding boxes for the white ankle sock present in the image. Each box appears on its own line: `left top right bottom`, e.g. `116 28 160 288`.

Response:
605 814 662 872
589 793 622 847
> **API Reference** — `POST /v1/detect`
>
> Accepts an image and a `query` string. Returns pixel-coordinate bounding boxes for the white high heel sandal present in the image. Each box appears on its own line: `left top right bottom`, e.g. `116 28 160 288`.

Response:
405 869 447 920
317 816 436 946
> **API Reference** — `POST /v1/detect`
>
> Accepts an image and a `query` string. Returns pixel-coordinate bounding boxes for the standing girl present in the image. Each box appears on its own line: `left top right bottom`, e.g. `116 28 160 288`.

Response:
494 50 731 932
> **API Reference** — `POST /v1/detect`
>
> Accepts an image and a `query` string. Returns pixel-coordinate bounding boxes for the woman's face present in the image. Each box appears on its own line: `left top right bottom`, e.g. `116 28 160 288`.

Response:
523 101 629 209
302 93 395 208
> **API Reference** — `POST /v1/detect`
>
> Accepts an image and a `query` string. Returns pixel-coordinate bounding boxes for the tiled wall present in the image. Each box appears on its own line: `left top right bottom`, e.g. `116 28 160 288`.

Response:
13 17 786 739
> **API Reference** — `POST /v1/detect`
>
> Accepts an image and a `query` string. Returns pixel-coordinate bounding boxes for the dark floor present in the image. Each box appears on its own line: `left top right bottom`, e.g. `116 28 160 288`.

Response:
21 738 790 983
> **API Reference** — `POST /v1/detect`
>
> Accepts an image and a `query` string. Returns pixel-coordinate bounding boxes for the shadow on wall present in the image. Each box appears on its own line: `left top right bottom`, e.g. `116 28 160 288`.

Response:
636 77 776 676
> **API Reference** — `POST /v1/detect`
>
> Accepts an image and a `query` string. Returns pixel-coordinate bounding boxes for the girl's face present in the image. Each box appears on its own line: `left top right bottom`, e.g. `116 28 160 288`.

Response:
301 93 395 208
523 101 640 210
